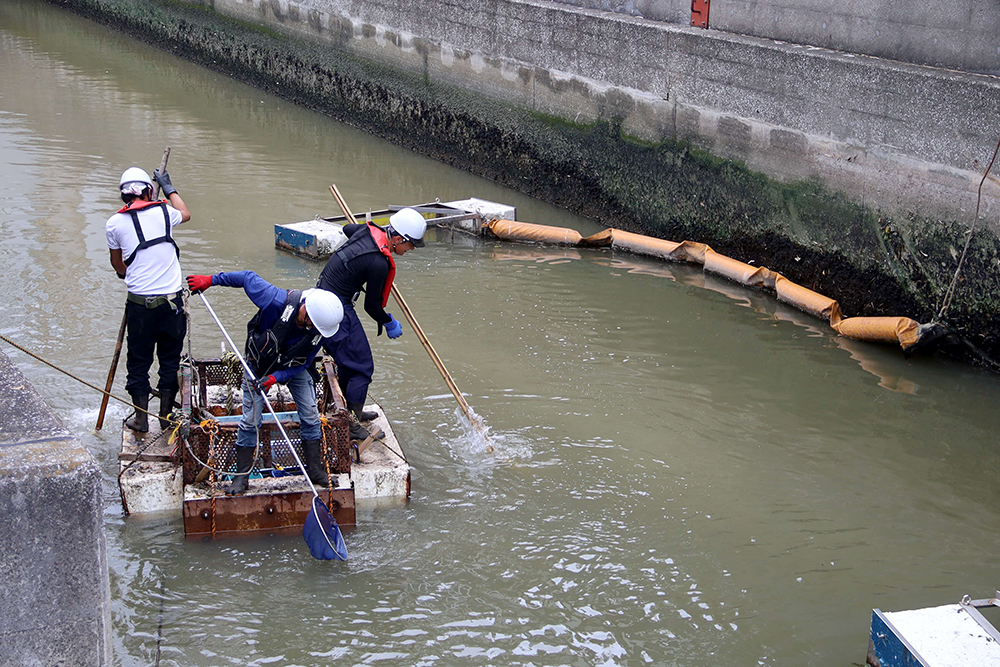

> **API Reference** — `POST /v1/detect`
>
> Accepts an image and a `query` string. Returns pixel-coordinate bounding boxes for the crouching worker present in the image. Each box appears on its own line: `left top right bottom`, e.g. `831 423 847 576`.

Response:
185 271 343 496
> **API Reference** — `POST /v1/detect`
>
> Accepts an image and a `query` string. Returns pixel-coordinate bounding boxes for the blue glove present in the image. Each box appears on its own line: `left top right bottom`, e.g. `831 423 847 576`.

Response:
385 314 402 339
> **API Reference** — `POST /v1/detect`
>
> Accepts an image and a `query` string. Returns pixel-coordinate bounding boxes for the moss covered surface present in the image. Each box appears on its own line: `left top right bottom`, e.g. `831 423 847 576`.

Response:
47 0 1000 363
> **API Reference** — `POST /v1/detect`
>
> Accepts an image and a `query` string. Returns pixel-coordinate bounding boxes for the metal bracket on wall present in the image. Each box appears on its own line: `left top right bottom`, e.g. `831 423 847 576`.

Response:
691 0 710 28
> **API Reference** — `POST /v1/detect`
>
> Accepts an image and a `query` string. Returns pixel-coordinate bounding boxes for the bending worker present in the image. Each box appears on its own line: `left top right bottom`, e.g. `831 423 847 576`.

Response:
106 166 190 432
185 271 343 496
316 208 426 440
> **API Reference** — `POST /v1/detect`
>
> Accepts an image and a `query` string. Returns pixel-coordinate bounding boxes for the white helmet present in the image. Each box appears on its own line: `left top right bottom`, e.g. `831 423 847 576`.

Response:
388 208 427 248
120 166 153 188
302 289 343 337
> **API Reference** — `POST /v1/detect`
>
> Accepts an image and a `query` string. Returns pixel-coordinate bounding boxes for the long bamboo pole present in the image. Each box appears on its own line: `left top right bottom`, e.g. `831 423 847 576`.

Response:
328 184 492 448
95 147 171 430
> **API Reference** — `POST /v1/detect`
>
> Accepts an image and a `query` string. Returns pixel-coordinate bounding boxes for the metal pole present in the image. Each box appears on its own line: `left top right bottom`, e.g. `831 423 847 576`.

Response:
196 292 321 499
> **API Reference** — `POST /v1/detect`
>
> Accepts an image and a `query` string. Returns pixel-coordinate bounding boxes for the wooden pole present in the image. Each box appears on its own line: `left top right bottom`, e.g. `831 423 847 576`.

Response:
152 147 170 199
95 148 171 431
328 184 493 448
94 312 127 431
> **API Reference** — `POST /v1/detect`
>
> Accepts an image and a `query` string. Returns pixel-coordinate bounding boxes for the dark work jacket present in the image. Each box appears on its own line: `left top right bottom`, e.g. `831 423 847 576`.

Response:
316 223 393 329
212 271 322 383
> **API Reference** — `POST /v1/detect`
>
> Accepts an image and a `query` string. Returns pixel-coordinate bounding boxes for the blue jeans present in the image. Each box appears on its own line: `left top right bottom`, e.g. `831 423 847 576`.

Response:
235 369 321 448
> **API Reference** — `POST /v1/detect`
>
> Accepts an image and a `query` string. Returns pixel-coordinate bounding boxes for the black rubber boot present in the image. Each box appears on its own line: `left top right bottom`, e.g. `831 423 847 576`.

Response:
158 389 177 431
347 402 373 441
349 401 378 422
302 438 330 487
224 446 255 496
348 420 370 442
125 393 149 433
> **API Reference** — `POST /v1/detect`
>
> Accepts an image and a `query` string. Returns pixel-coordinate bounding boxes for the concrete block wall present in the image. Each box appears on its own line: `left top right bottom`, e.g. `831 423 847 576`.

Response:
549 0 1000 75
206 0 1000 224
0 350 111 666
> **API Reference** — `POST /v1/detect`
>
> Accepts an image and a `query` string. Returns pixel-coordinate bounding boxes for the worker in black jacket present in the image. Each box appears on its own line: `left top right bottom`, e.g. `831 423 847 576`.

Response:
316 208 426 440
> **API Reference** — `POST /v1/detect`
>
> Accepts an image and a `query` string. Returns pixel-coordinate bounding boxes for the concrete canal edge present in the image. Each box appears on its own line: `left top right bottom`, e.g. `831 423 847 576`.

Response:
0 350 112 665
42 0 1000 362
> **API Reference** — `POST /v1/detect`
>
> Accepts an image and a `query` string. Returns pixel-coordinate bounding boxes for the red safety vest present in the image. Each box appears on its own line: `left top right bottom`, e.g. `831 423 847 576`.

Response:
366 223 396 308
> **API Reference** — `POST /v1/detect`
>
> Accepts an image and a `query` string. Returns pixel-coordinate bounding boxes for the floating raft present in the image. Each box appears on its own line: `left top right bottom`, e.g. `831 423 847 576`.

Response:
275 198 516 259
118 358 409 538
867 594 1000 667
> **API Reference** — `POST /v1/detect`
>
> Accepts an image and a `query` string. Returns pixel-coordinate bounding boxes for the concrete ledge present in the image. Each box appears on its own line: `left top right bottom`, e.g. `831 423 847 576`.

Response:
231 0 1000 222
0 350 111 666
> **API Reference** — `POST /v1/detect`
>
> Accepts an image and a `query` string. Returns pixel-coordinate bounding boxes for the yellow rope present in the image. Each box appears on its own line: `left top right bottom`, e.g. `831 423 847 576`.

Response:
208 427 217 537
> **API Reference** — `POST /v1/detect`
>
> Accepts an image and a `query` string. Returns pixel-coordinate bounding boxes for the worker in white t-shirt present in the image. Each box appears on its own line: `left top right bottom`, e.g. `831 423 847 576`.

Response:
106 166 191 433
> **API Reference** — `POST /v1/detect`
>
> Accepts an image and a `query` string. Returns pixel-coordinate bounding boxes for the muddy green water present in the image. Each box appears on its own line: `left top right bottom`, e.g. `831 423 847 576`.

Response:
2 2 999 665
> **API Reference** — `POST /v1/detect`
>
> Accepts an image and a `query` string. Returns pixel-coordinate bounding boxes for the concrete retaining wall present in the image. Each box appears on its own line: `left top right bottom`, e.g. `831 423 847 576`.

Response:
550 0 1000 75
0 350 111 666
206 0 1000 226
46 0 1000 359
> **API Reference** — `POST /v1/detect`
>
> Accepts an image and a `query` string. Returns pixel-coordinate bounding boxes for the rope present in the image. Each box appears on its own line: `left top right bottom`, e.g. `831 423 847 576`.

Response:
208 425 217 537
935 135 1000 322
182 419 235 476
357 393 408 464
0 332 182 427
183 418 262 481
320 415 334 507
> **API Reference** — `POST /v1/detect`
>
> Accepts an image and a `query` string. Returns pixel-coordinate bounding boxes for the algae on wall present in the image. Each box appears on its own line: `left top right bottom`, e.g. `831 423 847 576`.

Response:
46 0 1000 363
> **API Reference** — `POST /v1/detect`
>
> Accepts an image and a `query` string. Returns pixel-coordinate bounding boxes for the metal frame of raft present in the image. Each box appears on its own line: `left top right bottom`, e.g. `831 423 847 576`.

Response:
866 593 1000 667
118 358 411 534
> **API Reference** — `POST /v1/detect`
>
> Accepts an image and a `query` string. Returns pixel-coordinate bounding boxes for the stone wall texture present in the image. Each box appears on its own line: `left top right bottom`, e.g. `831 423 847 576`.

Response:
0 350 111 666
203 0 1000 225
550 0 1000 75
44 0 1000 361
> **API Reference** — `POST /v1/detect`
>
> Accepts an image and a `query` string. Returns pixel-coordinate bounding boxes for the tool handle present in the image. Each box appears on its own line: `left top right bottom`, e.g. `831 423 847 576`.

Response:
152 147 171 199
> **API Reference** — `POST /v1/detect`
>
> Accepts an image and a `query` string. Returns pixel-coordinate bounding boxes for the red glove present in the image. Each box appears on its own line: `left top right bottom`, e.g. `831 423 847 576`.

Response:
254 375 277 392
186 274 212 293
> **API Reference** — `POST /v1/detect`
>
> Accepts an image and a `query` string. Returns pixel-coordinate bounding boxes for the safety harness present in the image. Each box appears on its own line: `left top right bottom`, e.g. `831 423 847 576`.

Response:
118 199 179 267
336 222 396 307
244 289 322 377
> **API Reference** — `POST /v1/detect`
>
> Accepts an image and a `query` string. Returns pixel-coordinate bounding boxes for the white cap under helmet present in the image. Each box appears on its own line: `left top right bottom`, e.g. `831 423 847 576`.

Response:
388 208 427 248
119 167 153 196
302 289 344 337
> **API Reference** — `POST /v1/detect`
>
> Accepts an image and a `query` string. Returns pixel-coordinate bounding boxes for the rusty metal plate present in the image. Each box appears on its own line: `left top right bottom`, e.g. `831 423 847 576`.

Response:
691 0 710 28
183 487 355 536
